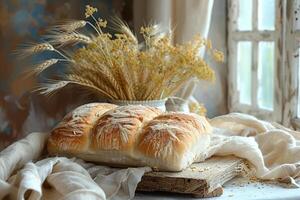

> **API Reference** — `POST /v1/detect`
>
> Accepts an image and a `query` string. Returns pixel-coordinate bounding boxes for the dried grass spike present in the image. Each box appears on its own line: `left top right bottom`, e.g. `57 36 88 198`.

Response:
33 59 58 75
111 17 138 45
36 80 70 95
148 24 161 37
18 43 55 57
66 74 118 99
23 59 59 79
51 20 87 33
51 33 92 46
140 24 161 37
31 43 55 53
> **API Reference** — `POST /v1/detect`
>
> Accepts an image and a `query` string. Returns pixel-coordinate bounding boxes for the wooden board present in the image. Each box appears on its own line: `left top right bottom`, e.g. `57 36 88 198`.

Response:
137 156 245 198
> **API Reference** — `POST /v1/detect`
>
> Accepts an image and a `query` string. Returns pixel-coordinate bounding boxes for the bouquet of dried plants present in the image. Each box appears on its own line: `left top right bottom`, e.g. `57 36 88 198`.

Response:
21 5 223 101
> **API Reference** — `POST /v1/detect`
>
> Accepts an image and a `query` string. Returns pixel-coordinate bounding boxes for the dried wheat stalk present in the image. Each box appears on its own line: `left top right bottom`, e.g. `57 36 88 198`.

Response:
17 43 55 57
50 20 87 33
50 32 92 46
22 5 223 101
31 59 58 75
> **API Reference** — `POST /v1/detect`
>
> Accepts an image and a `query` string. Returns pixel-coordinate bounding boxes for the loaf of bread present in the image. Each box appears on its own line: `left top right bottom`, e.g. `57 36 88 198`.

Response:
47 103 212 171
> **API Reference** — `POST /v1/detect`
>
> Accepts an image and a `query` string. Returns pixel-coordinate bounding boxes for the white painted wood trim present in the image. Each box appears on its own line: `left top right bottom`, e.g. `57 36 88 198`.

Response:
283 0 300 128
227 0 283 122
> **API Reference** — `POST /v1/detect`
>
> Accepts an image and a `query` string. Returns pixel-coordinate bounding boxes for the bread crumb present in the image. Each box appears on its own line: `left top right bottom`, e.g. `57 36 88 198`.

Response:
188 165 212 173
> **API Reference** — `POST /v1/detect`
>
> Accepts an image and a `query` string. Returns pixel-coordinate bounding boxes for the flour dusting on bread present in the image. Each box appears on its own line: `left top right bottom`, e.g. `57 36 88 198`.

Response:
47 103 212 171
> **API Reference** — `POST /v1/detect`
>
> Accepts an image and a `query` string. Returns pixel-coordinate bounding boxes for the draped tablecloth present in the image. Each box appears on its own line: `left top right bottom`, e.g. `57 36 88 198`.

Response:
0 113 299 200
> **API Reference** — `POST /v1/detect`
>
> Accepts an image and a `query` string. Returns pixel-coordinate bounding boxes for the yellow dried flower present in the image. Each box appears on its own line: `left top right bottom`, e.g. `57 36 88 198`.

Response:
97 18 107 28
140 26 147 34
212 49 224 62
85 5 98 18
189 102 207 116
140 26 154 35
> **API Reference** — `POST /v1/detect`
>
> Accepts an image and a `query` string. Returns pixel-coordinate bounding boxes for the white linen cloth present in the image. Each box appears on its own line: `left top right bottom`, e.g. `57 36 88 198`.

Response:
0 112 300 200
208 113 300 185
0 133 150 200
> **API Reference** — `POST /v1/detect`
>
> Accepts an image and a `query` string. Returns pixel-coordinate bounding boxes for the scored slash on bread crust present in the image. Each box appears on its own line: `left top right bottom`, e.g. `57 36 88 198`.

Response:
47 103 212 171
91 105 162 151
136 113 212 171
47 103 117 154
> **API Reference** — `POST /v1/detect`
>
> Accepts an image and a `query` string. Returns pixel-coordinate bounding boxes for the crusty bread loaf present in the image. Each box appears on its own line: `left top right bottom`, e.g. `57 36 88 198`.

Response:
47 103 212 171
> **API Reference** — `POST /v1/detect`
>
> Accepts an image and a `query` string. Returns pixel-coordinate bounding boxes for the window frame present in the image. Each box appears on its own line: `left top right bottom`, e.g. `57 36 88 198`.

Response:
227 0 284 123
286 0 300 128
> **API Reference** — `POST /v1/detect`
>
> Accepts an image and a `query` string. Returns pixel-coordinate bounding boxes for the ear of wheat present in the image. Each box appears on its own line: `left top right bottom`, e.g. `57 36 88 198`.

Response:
16 43 55 58
35 80 70 96
21 5 223 101
48 32 92 46
49 20 87 33
110 17 138 46
25 59 59 77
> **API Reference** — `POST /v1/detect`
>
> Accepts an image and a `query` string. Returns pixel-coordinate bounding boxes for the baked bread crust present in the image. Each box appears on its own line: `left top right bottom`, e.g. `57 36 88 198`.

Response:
47 103 212 171
47 103 117 154
135 113 212 171
91 105 162 151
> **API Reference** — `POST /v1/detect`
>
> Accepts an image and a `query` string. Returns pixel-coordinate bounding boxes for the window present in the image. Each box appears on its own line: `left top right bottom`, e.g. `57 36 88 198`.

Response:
228 0 300 128
228 0 283 122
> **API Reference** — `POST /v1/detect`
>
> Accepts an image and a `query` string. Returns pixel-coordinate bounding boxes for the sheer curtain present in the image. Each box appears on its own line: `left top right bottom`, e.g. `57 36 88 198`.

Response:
172 0 214 100
133 0 215 110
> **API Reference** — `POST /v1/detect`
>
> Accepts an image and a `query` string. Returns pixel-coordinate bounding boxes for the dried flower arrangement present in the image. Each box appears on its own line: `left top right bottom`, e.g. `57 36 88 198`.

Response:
21 5 224 101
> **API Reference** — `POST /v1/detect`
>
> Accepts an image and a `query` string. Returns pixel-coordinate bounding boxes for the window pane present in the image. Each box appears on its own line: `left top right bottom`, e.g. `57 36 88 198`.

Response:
237 42 252 105
238 0 252 31
258 0 275 30
258 42 275 110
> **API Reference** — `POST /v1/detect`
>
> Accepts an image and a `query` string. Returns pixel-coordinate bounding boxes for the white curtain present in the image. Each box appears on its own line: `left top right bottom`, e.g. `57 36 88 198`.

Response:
172 0 214 100
133 0 215 103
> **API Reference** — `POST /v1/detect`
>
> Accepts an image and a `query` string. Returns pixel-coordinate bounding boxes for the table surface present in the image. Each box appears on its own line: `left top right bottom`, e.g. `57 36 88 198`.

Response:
134 177 300 200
